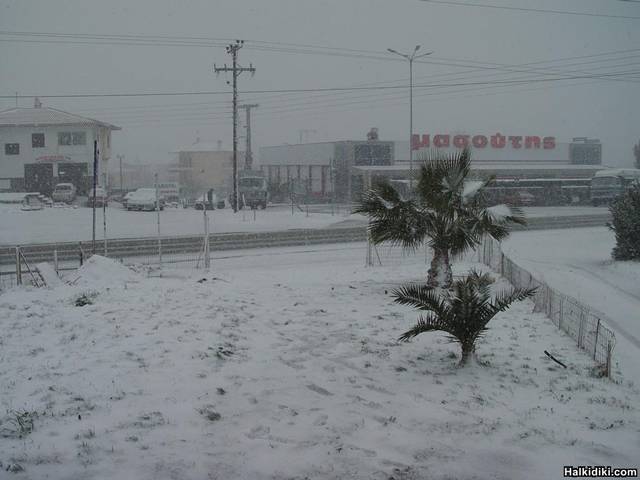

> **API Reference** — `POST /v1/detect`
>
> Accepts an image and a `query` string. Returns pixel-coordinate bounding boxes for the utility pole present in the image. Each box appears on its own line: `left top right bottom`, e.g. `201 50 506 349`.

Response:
240 104 259 170
92 139 98 254
117 154 124 193
387 46 432 194
214 40 256 212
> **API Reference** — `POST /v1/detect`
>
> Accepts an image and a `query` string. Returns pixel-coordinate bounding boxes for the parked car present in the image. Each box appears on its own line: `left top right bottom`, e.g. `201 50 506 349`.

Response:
194 189 225 210
86 187 108 207
52 183 77 203
126 188 165 211
121 191 135 209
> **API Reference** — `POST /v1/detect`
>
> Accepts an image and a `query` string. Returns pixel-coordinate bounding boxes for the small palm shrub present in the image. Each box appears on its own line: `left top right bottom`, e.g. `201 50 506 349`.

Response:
393 271 536 366
609 183 640 260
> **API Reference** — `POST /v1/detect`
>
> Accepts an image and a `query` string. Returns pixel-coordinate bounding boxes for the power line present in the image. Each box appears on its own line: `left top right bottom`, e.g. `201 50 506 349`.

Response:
420 0 640 19
3 71 637 100
63 47 640 118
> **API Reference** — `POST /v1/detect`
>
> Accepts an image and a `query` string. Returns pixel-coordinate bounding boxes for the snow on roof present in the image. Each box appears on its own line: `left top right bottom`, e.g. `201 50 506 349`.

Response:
0 107 121 130
594 168 640 178
353 163 603 172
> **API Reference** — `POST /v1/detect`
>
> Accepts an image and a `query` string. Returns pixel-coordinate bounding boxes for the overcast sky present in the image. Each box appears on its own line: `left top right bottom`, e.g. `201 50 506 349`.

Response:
1 0 638 167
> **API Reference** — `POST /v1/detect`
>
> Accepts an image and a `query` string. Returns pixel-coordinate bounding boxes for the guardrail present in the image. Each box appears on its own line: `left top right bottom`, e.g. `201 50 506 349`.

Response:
0 212 611 270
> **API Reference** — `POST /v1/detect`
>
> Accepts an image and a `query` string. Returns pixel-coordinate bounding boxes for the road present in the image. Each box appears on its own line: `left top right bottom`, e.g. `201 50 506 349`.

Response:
503 227 640 386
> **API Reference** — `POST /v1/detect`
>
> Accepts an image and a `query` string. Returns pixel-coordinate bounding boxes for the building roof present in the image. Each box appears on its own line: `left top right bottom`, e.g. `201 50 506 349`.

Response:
0 106 121 130
175 143 233 153
353 163 603 172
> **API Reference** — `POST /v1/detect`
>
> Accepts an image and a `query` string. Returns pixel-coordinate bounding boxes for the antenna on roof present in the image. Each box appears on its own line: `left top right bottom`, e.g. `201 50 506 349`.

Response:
34 97 42 109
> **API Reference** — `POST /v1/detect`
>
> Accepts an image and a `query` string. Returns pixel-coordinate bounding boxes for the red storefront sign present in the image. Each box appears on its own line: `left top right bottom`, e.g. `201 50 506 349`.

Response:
36 155 72 163
411 133 556 151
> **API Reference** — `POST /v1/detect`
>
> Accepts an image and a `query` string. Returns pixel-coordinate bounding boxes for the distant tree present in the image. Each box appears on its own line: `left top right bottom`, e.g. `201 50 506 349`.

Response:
394 271 536 366
609 183 640 261
634 140 640 169
354 148 525 290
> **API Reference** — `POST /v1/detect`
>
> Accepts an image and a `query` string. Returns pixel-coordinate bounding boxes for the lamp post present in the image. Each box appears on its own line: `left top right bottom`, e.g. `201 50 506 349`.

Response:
387 45 432 193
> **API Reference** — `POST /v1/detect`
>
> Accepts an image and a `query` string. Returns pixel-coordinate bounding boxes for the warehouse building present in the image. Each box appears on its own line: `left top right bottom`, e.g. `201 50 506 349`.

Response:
259 130 603 203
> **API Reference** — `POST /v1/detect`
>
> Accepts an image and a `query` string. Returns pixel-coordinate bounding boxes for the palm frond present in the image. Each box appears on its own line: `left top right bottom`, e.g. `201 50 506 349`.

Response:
488 286 537 315
398 313 451 342
353 182 427 248
392 284 449 316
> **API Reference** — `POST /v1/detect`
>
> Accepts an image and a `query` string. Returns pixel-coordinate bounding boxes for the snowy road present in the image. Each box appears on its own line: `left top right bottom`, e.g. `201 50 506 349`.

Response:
0 204 610 246
503 227 640 386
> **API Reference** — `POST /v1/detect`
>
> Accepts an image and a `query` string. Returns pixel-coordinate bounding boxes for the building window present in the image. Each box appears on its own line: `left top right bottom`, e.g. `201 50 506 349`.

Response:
58 131 87 146
72 132 86 145
4 143 19 155
58 132 72 146
32 133 45 148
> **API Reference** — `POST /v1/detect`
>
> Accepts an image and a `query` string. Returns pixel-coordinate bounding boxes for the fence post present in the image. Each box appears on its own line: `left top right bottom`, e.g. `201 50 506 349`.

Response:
15 246 22 286
594 319 601 360
54 249 59 276
204 211 211 269
606 340 613 379
500 252 504 276
577 311 585 348
558 297 564 330
79 242 84 266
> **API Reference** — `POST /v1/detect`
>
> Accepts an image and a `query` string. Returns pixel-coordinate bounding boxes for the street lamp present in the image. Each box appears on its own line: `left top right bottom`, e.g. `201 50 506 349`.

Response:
387 45 433 193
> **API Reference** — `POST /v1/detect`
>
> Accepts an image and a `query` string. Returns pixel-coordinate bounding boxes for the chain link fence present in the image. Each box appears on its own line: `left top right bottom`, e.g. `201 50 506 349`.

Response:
478 236 615 378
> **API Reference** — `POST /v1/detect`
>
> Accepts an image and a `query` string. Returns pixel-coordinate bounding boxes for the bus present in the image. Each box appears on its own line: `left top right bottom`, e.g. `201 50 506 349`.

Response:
590 169 640 206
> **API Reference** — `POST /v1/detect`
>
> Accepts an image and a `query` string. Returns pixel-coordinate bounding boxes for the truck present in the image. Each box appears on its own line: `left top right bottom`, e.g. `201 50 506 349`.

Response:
232 170 268 210
590 168 640 206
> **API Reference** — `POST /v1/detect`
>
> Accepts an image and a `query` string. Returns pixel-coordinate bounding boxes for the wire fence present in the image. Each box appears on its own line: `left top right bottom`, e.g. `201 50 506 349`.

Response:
477 236 615 378
365 240 431 267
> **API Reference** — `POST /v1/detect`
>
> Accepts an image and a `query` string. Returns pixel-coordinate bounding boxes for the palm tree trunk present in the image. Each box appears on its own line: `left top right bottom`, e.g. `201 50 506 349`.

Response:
459 342 476 366
427 248 453 289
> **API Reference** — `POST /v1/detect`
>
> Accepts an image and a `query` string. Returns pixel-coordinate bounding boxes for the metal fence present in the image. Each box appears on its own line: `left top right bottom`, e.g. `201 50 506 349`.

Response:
365 240 431 267
478 236 615 378
0 226 369 289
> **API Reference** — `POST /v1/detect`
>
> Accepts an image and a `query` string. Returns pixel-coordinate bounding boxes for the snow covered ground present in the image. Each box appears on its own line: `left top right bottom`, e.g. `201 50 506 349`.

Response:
0 203 355 245
503 227 640 388
1 246 637 479
0 204 610 246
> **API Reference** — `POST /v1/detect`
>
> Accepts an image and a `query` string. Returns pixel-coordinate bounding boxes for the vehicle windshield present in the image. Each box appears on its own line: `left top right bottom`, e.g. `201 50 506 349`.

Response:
55 185 72 191
591 176 620 187
239 178 264 188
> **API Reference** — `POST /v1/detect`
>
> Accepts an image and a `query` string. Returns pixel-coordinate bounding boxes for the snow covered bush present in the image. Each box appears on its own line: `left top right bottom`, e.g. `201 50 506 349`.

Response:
354 148 525 289
609 183 640 260
394 271 536 366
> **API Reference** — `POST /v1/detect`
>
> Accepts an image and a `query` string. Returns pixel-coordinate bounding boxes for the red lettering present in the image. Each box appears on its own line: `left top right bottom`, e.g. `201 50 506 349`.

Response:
490 133 506 148
411 134 429 150
509 136 523 149
433 134 450 148
453 135 470 148
524 136 541 149
543 136 556 149
472 135 488 148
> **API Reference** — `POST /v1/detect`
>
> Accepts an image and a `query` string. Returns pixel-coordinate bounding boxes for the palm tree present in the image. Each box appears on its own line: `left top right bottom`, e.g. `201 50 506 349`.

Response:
354 148 525 290
393 271 536 366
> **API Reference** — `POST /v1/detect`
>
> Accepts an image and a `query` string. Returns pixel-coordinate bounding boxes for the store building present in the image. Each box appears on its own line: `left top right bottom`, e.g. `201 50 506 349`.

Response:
0 100 120 195
259 129 394 202
260 130 603 203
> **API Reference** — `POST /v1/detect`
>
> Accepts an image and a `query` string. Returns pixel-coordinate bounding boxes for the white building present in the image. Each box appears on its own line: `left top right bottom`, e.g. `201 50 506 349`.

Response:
0 100 120 194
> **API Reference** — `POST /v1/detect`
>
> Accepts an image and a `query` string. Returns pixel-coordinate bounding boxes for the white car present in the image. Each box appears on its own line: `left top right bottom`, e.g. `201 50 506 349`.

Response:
126 188 165 211
52 183 77 203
